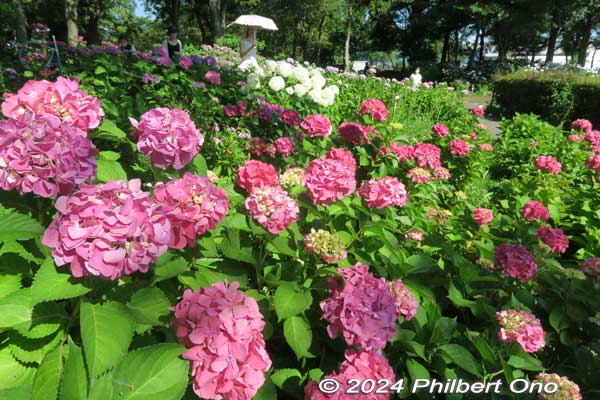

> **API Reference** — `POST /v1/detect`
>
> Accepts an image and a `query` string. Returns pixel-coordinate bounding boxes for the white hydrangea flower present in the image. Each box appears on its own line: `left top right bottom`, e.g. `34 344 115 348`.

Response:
326 85 339 95
293 84 307 97
277 61 294 78
285 87 295 95
310 74 326 90
264 60 278 73
269 76 286 92
293 66 310 82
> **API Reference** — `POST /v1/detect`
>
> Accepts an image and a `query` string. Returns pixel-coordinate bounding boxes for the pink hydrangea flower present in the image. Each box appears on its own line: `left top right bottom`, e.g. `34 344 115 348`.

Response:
236 160 278 193
280 109 301 127
204 70 221 85
479 143 494 152
304 154 356 206
585 130 600 145
244 186 299 234
321 263 398 350
471 106 485 117
338 122 379 145
571 119 592 133
473 208 493 224
535 373 582 400
173 282 271 400
586 154 600 171
408 167 431 184
431 123 449 137
433 167 451 180
378 142 415 163
131 107 203 170
494 243 538 282
469 132 479 140
450 139 470 156
496 309 546 353
41 179 170 280
568 134 583 142
537 226 569 253
0 113 97 198
405 228 424 241
274 137 295 157
359 98 388 121
1 77 104 132
386 279 418 320
521 200 550 222
581 258 600 278
357 177 408 208
249 137 266 157
154 173 229 249
325 148 356 173
535 155 562 174
304 350 395 400
413 143 442 169
300 114 332 138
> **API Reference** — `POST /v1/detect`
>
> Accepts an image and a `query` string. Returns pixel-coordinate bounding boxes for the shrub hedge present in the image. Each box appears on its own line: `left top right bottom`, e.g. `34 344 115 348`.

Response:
493 70 600 127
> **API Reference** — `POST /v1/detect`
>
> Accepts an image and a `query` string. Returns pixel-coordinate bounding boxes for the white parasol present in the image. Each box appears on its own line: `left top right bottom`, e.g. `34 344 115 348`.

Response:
227 15 278 31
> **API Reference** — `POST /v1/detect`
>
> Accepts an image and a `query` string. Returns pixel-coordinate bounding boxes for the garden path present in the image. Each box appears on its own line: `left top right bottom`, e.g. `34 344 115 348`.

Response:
463 94 501 138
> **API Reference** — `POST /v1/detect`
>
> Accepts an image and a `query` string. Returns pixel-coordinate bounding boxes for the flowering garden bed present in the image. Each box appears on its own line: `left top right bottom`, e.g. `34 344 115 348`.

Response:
0 46 599 400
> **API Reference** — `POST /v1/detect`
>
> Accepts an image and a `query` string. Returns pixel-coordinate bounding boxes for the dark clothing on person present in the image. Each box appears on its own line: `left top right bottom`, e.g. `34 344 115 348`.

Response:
167 42 181 59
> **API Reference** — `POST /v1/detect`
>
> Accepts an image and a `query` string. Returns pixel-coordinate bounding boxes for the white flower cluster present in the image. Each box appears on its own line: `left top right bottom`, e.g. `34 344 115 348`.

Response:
242 59 339 107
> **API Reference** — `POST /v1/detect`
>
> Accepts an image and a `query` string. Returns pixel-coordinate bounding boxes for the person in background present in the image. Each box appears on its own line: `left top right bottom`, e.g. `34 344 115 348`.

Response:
163 27 182 59
239 27 257 62
118 34 136 52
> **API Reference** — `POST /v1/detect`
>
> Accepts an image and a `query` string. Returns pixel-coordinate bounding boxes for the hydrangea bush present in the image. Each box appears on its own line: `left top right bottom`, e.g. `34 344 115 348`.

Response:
0 46 598 400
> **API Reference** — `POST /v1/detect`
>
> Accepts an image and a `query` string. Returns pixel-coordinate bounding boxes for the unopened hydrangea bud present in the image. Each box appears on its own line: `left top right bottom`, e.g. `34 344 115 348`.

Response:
279 167 305 187
304 229 347 263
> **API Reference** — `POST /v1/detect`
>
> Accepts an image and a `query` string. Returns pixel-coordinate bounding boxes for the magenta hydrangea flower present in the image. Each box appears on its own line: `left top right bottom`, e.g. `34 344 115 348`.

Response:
338 122 379 145
535 373 582 400
155 56 172 67
300 114 332 138
571 119 593 133
537 226 569 253
179 56 193 69
521 200 550 222
357 177 408 209
0 113 97 198
493 243 538 282
304 156 356 206
535 155 562 174
280 109 301 127
204 70 221 85
378 142 415 163
131 107 203 170
325 148 356 173
431 123 449 137
586 154 600 171
386 279 418 320
471 106 485 117
173 282 272 400
300 114 331 138
274 137 295 157
154 173 229 249
585 130 600 145
359 98 388 121
581 258 600 278
568 134 583 142
42 179 170 280
413 143 442 169
320 263 398 350
2 77 104 132
473 208 493 224
450 139 470 156
236 160 278 193
496 309 546 353
244 186 299 234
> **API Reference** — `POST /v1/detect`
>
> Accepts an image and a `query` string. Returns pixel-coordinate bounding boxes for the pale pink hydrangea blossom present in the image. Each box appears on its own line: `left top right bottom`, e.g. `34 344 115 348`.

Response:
244 186 299 234
496 309 546 353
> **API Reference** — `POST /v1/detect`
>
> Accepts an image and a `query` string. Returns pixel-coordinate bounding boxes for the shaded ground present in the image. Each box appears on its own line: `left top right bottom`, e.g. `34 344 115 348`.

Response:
463 94 501 138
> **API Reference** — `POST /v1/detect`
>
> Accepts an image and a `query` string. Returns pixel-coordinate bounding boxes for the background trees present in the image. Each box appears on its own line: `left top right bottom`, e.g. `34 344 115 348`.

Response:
2 0 600 70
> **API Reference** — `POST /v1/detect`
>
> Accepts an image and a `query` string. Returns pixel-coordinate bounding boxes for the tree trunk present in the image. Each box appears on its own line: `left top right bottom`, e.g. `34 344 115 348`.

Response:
209 0 225 42
315 15 327 65
545 19 559 63
83 0 103 45
440 31 450 64
531 51 535 65
170 0 180 29
578 14 594 67
468 27 479 65
344 2 353 71
478 28 485 62
65 0 79 45
14 0 28 44
454 30 459 64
